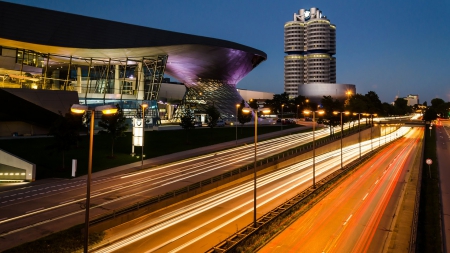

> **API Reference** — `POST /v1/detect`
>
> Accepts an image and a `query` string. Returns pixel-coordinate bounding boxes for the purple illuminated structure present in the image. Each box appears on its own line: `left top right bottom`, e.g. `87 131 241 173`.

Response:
0 2 266 119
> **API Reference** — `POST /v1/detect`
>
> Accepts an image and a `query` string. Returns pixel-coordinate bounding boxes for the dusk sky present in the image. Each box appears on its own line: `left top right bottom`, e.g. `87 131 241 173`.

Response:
6 0 450 104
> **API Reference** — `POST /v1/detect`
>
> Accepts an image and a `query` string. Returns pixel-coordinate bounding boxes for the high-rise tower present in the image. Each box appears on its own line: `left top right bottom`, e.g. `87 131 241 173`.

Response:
284 7 336 98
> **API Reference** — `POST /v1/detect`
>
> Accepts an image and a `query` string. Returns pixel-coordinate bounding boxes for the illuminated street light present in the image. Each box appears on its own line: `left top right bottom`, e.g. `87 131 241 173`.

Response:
333 111 350 169
140 103 148 169
353 112 364 160
236 104 240 145
366 113 377 151
303 109 324 188
281 104 285 130
71 104 117 253
296 104 299 119
242 107 270 228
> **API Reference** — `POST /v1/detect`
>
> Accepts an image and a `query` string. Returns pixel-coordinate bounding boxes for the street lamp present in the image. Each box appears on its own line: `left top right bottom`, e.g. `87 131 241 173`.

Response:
281 104 285 130
303 109 324 188
333 111 349 169
242 107 270 228
366 113 377 151
353 112 363 160
71 104 117 253
236 104 240 145
296 105 299 119
140 103 148 169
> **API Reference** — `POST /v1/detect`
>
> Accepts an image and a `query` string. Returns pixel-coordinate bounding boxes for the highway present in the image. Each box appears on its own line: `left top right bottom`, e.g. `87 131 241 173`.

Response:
0 123 350 250
436 119 450 252
258 127 423 253
88 128 410 252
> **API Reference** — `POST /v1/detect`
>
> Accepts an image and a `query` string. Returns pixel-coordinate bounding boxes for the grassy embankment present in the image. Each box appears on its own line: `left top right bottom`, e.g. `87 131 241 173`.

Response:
416 125 442 252
0 124 301 180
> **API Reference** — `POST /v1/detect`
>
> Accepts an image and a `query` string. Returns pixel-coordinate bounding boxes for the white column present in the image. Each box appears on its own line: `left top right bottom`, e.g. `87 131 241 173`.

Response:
114 65 120 94
76 67 82 93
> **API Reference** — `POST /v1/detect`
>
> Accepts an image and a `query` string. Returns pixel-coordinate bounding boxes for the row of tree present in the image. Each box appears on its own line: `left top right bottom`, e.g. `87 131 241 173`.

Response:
48 105 128 168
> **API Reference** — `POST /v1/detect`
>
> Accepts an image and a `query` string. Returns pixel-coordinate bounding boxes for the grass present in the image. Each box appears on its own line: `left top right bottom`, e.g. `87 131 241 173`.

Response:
3 224 104 253
0 124 301 180
416 125 442 252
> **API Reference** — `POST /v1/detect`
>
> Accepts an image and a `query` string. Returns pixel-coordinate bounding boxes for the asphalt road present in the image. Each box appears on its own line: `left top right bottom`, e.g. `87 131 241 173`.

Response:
437 120 450 252
258 127 423 253
0 125 329 251
88 128 410 252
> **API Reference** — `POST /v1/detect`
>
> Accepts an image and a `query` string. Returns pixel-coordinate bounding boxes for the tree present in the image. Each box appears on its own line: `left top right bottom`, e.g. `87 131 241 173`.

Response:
237 100 252 129
364 91 382 115
47 111 84 169
248 99 258 110
206 104 221 128
179 107 195 143
423 107 437 122
394 98 410 115
98 104 128 158
321 96 343 136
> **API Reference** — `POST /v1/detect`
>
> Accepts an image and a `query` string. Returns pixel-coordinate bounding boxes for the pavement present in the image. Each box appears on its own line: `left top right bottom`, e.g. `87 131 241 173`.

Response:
437 121 450 253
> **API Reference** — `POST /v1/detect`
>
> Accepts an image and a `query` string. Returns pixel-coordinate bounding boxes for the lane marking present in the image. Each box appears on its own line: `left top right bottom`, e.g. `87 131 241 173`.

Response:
25 207 44 214
343 214 353 226
375 179 379 185
59 199 74 204
363 193 369 201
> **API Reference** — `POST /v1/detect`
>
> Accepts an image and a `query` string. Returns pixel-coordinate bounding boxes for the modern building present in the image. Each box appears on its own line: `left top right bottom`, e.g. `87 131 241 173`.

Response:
284 7 336 98
298 83 356 104
404 94 419 106
0 2 266 136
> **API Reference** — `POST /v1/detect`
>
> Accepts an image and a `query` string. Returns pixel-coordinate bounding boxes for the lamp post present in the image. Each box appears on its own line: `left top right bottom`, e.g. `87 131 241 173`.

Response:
333 111 349 169
242 107 270 228
303 109 324 188
368 114 377 151
236 104 240 145
140 103 148 169
353 112 363 160
281 104 285 130
71 104 117 253
297 105 299 119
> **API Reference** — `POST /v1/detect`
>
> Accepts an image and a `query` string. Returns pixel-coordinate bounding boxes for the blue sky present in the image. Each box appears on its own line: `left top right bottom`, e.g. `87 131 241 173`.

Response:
6 0 450 104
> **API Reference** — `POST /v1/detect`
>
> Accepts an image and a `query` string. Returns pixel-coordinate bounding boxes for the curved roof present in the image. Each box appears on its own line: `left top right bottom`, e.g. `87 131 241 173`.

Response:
0 2 267 84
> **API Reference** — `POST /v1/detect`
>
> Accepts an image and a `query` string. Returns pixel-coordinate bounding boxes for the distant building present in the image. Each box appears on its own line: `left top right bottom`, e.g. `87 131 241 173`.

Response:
284 7 336 98
404 94 419 106
284 7 353 102
237 88 274 102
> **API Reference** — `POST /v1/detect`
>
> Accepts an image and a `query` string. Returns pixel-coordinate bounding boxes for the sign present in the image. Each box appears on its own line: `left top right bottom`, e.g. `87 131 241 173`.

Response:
132 118 143 146
426 159 432 165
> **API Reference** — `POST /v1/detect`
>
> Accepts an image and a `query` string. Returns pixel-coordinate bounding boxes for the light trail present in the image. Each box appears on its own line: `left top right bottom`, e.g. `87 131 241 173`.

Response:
91 127 412 252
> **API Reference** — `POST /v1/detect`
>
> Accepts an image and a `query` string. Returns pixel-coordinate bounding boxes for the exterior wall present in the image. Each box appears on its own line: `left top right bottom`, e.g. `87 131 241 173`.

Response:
0 148 36 181
237 89 274 102
298 82 356 103
284 7 336 98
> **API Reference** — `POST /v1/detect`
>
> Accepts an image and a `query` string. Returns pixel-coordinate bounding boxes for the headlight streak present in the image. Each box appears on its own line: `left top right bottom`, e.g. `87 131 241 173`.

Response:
92 127 411 252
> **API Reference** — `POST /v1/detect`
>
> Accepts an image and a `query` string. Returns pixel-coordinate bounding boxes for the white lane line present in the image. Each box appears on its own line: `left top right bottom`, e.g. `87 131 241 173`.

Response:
25 207 44 214
343 214 353 226
362 193 369 201
59 199 74 204
375 179 379 185
1 201 7 204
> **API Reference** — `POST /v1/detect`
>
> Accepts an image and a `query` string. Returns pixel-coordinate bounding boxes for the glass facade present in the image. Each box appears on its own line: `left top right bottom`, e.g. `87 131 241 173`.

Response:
0 45 168 118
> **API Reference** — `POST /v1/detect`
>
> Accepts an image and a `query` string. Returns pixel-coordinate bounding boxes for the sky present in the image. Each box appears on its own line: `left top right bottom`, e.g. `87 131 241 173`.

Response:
5 0 450 104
